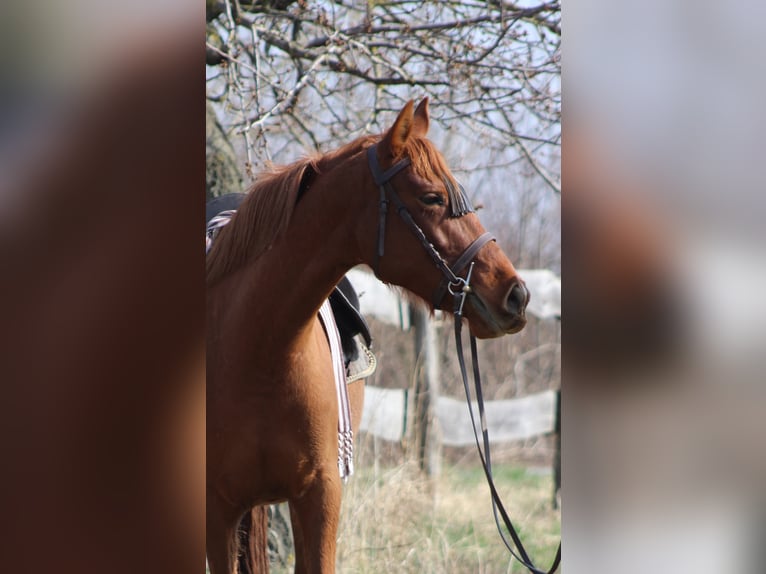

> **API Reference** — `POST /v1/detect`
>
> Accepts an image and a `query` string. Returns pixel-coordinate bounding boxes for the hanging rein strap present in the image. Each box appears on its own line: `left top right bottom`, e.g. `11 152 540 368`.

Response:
453 285 562 574
367 142 561 574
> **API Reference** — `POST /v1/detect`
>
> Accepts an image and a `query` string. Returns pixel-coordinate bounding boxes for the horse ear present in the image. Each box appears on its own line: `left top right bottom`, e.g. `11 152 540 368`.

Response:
381 100 415 157
412 97 430 137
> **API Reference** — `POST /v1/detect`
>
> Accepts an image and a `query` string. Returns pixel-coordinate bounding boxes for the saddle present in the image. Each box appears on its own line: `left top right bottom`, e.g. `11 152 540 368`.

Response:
206 194 375 382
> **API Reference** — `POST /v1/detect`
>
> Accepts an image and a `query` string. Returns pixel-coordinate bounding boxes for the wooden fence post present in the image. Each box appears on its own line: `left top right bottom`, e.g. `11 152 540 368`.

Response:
411 304 442 478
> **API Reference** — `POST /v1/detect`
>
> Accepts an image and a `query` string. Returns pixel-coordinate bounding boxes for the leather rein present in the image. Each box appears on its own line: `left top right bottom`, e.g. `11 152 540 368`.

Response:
367 144 561 574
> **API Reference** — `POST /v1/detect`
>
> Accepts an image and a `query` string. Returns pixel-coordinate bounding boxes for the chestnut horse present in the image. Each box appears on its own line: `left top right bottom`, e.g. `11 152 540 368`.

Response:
206 98 529 574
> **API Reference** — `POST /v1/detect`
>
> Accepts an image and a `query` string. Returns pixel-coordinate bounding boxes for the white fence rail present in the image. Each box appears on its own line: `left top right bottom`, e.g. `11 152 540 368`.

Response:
358 386 408 442
359 386 557 445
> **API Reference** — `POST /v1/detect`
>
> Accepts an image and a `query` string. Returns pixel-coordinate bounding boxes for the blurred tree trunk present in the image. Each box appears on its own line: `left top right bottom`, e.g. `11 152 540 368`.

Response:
206 101 241 201
553 387 561 509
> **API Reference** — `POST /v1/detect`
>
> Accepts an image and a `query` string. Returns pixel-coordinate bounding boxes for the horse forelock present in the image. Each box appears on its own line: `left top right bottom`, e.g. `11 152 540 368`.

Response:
402 137 458 189
401 137 473 216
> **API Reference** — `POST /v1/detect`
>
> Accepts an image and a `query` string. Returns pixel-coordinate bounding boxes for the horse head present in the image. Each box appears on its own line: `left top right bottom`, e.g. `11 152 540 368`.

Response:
357 98 529 339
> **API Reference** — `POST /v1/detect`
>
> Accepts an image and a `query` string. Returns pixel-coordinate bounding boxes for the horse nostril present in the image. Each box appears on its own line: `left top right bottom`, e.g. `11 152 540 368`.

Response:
506 283 528 315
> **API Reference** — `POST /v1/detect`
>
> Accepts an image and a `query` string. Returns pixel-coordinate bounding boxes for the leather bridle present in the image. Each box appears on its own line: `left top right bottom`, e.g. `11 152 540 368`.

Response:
367 143 562 574
367 144 495 305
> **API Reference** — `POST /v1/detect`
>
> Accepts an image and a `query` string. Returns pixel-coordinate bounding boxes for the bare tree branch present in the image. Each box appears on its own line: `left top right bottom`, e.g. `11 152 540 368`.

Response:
206 0 560 182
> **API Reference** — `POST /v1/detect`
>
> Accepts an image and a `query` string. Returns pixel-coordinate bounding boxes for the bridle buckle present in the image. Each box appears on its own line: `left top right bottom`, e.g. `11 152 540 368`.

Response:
450 262 475 317
447 277 469 296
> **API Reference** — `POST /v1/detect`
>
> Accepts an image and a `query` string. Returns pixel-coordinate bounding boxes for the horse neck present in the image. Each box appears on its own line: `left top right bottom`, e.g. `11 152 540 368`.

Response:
222 160 366 351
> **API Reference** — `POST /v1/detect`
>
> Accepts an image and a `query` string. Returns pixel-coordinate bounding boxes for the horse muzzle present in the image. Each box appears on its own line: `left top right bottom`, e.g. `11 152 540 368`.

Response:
466 279 529 338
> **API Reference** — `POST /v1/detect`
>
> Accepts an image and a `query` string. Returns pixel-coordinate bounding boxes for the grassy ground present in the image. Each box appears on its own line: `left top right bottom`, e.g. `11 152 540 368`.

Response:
271 461 560 573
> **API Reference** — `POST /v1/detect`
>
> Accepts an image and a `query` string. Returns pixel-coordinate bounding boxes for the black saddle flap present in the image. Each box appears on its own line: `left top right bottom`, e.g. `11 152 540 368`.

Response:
206 193 246 226
330 276 373 350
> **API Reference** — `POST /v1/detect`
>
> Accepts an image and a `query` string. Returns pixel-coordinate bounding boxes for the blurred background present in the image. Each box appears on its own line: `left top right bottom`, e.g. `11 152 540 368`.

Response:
564 1 766 572
0 2 205 574
3 0 764 573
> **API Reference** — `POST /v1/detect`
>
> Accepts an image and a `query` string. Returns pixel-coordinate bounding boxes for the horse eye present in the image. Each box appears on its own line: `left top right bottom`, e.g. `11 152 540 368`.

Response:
419 193 445 206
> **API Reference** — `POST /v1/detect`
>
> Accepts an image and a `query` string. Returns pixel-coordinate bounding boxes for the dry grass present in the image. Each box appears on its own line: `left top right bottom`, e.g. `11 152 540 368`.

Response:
271 460 560 574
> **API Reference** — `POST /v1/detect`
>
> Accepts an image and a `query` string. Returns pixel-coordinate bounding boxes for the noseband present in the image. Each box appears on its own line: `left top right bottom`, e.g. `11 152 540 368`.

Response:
367 144 495 312
367 143 561 574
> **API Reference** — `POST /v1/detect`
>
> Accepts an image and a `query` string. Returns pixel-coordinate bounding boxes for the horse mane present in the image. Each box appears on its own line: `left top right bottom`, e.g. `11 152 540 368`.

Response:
206 158 316 284
205 133 456 285
402 137 458 189
206 136 379 285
